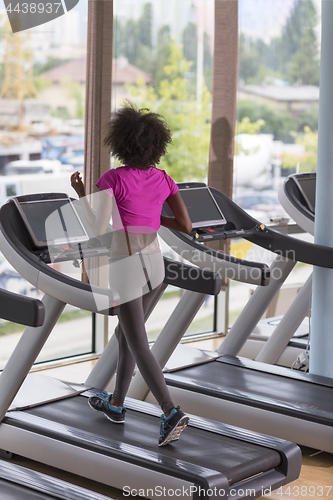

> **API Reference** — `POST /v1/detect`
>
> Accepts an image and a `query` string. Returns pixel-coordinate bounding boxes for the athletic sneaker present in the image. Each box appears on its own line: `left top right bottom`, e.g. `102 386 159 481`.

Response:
88 391 126 424
158 406 189 446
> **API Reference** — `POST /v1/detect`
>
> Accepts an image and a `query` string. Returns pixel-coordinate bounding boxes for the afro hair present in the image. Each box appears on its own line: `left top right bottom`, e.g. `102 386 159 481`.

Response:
103 102 172 169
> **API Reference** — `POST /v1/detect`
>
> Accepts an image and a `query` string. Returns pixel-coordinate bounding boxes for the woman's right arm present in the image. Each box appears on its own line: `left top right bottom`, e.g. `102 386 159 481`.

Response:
160 191 192 234
70 171 112 236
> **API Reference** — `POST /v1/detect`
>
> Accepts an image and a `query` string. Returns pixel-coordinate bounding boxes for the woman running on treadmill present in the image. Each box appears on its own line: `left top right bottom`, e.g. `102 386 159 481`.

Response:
70 102 192 446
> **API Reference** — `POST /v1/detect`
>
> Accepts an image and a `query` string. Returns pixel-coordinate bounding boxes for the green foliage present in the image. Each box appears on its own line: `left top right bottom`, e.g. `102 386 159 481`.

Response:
113 17 124 58
33 57 70 76
113 3 213 94
236 116 265 135
33 58 69 98
238 100 296 138
239 35 285 84
183 23 197 68
281 126 318 172
62 79 85 119
239 34 260 82
280 153 298 171
281 0 319 85
139 3 153 49
33 76 51 94
296 104 319 132
182 22 213 92
51 107 72 119
114 3 154 76
0 62 5 90
151 25 174 92
127 41 211 182
294 126 318 172
234 117 265 155
239 0 320 86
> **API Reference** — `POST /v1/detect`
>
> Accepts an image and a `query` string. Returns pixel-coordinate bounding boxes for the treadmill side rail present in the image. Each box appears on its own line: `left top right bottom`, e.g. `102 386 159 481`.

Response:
0 288 44 327
0 459 114 500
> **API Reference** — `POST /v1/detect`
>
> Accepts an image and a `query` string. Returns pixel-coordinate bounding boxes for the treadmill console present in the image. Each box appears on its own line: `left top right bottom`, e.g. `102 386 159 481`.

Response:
10 193 111 264
290 173 316 214
177 185 227 228
163 182 259 242
13 193 89 248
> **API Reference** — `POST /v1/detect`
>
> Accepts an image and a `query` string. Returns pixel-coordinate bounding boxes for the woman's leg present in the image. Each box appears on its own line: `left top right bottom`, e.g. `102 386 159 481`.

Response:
115 290 175 414
112 283 168 407
111 323 135 406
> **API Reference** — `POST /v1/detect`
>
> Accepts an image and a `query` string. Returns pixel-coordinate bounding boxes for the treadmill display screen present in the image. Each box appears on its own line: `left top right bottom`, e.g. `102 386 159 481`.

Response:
14 196 89 248
177 187 227 228
294 175 316 213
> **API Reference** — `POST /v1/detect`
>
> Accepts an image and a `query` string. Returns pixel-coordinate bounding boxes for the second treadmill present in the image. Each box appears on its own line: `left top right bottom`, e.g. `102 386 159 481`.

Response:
131 182 333 453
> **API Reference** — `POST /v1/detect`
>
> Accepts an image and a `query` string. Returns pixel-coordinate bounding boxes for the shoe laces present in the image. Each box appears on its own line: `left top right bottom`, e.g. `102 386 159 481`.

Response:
159 408 177 434
160 416 168 435
96 391 112 402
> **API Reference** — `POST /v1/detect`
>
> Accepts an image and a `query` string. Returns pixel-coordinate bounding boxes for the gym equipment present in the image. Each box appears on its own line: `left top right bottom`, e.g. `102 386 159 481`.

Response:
128 182 333 453
0 193 301 499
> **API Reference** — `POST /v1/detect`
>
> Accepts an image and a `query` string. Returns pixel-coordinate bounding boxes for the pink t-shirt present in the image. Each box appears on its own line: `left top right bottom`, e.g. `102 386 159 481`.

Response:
96 166 178 233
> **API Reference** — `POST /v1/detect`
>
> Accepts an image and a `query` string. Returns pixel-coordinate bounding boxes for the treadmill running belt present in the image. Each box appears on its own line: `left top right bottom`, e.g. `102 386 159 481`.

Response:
164 359 333 425
21 395 282 486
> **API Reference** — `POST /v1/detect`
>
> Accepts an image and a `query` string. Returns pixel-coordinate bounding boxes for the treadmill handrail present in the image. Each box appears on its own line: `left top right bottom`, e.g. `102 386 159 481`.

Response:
163 257 221 295
247 225 333 269
207 185 333 268
159 226 270 286
0 288 44 327
169 183 333 269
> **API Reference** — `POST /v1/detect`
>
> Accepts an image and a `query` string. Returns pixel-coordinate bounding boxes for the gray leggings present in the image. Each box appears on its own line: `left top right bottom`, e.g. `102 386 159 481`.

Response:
111 253 175 414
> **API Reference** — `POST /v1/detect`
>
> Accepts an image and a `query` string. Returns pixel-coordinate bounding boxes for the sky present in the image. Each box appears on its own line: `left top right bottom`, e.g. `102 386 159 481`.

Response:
238 0 296 42
239 0 321 43
0 0 322 52
112 0 320 45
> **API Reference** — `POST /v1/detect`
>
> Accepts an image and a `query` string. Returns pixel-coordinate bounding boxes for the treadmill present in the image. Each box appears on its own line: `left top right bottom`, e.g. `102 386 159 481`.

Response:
241 172 317 366
244 172 317 367
0 193 301 499
237 173 317 367
0 286 114 499
279 172 315 236
128 182 333 453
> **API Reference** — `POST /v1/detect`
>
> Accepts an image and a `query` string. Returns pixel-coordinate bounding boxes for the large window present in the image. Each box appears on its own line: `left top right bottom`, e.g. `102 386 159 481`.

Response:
0 0 91 368
112 0 216 340
0 1 320 367
0 0 217 369
231 0 321 326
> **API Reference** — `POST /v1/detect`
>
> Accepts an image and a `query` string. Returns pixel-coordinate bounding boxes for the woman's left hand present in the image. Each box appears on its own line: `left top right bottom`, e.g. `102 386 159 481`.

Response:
71 171 86 198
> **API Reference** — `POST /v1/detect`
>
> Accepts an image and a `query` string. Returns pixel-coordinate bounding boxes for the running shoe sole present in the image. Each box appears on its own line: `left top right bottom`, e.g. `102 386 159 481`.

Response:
159 415 189 446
